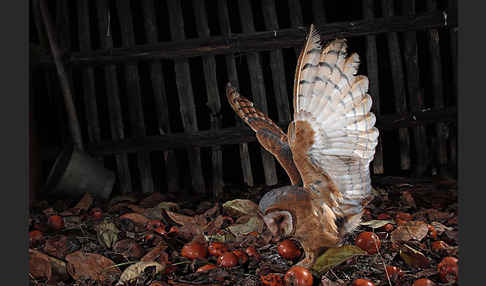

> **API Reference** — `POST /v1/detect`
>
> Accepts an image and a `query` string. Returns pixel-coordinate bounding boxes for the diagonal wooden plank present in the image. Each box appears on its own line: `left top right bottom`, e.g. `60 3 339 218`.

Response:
95 0 132 194
140 0 179 194
166 0 206 194
381 0 411 170
217 0 254 187
238 0 278 186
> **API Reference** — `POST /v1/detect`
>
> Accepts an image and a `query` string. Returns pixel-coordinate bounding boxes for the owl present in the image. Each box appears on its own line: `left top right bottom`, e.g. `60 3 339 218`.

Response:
226 24 379 267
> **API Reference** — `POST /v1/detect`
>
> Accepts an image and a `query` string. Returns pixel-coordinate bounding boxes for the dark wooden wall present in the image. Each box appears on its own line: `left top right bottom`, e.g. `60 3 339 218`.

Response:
30 0 458 198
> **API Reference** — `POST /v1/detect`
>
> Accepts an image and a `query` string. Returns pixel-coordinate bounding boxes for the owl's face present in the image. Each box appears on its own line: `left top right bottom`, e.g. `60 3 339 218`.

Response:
259 185 342 266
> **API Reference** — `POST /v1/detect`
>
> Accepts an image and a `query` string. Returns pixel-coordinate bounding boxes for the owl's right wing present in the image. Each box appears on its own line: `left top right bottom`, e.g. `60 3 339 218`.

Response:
226 83 302 185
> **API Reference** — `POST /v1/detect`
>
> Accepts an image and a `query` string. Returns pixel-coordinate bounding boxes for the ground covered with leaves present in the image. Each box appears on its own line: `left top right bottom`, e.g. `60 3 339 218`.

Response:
29 178 458 286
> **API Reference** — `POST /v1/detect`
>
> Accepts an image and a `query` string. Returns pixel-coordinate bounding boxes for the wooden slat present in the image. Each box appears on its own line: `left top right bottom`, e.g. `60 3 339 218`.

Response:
381 0 411 170
362 0 384 175
261 0 291 125
166 0 206 194
312 0 327 25
217 0 254 187
238 0 278 186
287 0 304 55
448 0 458 170
95 0 132 194
115 0 154 194
401 0 429 176
35 9 456 66
86 108 458 156
140 0 179 194
77 0 101 144
425 0 448 173
193 0 224 198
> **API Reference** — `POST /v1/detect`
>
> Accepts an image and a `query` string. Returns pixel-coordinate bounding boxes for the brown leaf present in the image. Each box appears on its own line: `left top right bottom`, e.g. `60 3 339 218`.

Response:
119 212 151 226
312 245 368 274
113 239 144 259
95 220 120 249
65 251 120 283
429 221 453 235
425 209 451 222
73 193 93 212
29 249 69 282
139 192 167 208
399 244 430 268
117 261 165 286
227 216 264 237
43 235 70 259
360 219 395 229
29 249 52 281
391 221 429 242
401 191 416 208
222 199 259 218
141 241 169 264
165 210 197 226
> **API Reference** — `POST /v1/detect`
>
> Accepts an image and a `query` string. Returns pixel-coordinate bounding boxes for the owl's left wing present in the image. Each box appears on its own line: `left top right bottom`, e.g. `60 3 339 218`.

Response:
226 83 302 185
288 25 378 226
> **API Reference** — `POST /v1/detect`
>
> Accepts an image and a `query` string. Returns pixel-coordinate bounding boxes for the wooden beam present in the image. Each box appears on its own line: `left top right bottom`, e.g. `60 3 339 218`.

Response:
381 0 411 170
217 0 254 187
166 0 206 194
86 108 457 156
401 0 429 176
95 0 132 194
238 0 278 186
77 0 101 144
35 9 456 66
362 0 384 174
140 0 179 194
193 0 224 198
115 0 154 194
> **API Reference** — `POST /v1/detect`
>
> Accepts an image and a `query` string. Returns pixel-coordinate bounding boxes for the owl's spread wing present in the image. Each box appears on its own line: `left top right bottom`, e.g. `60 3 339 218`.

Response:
288 25 379 220
226 83 302 185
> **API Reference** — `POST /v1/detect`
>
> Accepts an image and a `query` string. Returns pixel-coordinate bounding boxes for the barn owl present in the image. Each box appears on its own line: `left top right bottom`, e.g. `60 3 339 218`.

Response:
226 24 379 267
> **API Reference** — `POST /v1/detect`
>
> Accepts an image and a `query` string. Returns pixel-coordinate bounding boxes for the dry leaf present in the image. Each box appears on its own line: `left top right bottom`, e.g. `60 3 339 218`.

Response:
65 251 120 283
29 249 52 281
139 193 167 208
227 216 264 236
399 244 430 268
113 239 144 259
360 219 394 229
43 235 70 259
401 191 416 208
95 220 120 249
116 261 165 286
73 193 93 211
430 221 453 235
119 213 151 226
222 199 259 217
29 249 69 282
391 221 429 242
165 210 197 226
312 245 368 274
141 241 169 264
